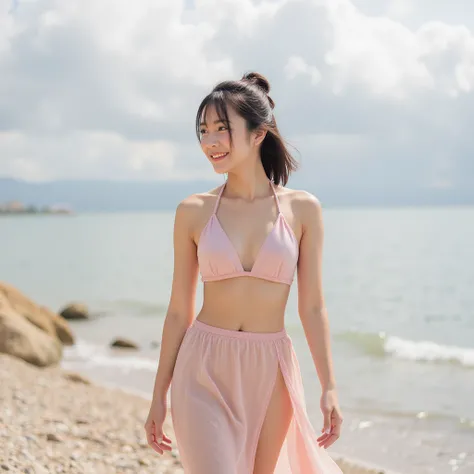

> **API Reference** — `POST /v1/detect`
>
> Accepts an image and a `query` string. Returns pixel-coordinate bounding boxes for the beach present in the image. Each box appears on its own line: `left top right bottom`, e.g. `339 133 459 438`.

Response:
0 353 182 474
1 352 405 474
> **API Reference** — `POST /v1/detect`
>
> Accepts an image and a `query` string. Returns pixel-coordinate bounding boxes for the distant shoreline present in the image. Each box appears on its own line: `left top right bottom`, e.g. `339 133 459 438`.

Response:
0 200 73 215
0 210 74 216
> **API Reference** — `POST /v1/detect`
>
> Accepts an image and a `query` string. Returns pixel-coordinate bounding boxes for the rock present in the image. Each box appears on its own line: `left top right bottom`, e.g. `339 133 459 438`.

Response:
0 284 55 337
0 283 74 345
63 372 91 385
59 303 89 320
46 433 61 442
75 418 89 425
40 306 74 345
110 338 139 349
0 306 63 367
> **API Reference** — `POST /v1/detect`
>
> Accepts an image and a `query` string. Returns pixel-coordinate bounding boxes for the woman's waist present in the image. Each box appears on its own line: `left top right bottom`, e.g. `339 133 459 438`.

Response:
196 306 286 334
190 317 289 342
203 281 289 307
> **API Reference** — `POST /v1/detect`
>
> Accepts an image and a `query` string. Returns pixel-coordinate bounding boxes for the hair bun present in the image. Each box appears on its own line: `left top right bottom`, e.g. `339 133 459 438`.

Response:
241 72 275 109
242 72 270 94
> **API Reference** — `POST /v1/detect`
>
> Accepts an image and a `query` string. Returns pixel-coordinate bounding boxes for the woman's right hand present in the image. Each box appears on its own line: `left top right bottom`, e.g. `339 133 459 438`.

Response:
144 397 173 455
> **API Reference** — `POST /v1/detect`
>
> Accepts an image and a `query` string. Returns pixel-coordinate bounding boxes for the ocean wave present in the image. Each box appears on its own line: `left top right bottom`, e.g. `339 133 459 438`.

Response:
337 330 474 368
62 339 158 372
346 405 474 429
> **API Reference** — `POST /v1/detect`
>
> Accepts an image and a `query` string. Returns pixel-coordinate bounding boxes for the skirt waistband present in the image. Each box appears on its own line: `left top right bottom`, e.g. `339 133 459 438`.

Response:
191 319 289 341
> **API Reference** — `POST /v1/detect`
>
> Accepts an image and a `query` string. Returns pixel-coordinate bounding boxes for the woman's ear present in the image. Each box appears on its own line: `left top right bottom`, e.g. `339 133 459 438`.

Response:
253 127 267 147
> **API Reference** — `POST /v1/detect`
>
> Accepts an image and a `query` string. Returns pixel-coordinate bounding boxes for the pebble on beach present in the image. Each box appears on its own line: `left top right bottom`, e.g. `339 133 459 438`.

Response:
110 338 140 349
0 353 182 474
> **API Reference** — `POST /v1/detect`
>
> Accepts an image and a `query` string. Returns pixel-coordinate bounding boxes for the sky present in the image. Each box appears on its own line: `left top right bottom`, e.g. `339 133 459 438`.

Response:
1 0 473 199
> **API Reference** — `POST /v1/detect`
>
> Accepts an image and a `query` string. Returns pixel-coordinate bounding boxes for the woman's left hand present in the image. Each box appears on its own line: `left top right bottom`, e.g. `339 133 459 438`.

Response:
317 388 343 449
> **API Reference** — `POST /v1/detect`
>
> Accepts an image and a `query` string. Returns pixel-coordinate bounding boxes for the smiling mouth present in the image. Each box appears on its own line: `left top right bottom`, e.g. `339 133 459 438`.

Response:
210 152 229 161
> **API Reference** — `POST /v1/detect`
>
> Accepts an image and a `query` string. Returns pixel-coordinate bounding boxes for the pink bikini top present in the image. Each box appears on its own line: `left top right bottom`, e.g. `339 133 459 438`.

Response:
197 180 299 285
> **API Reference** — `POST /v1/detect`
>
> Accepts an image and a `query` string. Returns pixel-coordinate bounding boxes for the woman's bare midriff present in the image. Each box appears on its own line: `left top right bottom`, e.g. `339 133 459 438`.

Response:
195 277 291 333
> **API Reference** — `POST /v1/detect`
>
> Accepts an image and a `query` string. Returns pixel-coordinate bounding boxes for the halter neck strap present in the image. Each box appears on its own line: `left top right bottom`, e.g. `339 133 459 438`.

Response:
213 182 227 215
269 180 281 213
213 180 280 215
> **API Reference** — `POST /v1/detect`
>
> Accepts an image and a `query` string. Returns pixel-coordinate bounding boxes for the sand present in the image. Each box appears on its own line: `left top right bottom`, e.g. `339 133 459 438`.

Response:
0 353 400 474
0 354 181 473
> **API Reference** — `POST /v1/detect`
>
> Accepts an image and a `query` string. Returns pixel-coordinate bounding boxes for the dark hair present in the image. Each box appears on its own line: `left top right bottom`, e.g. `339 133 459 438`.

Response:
195 71 299 186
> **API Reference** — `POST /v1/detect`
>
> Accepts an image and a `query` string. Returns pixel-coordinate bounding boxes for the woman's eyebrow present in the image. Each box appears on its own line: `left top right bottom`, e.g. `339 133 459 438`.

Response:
199 119 230 127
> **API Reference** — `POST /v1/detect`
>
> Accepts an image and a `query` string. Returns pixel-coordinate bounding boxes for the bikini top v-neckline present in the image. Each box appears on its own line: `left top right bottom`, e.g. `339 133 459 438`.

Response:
212 180 284 273
196 180 299 285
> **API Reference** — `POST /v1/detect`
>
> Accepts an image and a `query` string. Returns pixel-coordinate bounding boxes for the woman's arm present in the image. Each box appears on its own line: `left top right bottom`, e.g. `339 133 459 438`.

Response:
296 191 343 447
151 197 200 401
296 192 336 391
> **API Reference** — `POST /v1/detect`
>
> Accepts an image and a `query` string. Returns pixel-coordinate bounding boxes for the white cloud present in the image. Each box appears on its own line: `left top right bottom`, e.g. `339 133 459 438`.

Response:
194 0 282 35
0 0 473 199
323 0 474 99
417 22 474 95
325 1 434 98
386 0 414 20
0 130 176 181
285 56 322 85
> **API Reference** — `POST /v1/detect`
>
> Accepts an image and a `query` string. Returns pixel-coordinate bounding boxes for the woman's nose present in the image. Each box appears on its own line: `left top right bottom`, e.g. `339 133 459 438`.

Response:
201 133 219 147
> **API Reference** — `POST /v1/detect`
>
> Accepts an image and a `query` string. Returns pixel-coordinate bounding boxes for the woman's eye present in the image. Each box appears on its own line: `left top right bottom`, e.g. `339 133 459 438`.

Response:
199 126 228 135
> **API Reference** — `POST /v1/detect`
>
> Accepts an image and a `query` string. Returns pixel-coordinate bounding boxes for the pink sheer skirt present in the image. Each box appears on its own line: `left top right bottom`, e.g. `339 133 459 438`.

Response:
170 319 342 473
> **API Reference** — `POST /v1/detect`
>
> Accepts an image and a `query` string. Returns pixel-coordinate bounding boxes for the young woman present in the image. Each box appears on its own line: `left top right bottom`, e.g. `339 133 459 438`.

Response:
145 72 343 473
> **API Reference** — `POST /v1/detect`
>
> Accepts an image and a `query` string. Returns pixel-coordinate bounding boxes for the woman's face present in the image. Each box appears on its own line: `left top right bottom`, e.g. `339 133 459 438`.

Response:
199 103 263 175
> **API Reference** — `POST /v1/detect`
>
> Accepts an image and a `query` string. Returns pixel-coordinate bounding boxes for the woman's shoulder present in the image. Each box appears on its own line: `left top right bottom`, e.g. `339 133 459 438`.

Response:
175 184 223 217
279 186 323 236
277 184 322 212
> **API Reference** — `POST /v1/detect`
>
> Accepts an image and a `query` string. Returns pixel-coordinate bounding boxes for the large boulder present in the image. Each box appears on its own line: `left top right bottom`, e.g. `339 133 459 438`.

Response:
40 306 75 345
0 282 74 366
0 282 74 345
0 304 62 367
0 283 56 337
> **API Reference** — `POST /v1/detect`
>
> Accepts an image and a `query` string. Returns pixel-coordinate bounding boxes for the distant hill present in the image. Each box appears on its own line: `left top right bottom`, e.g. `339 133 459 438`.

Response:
0 177 472 212
0 177 215 212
